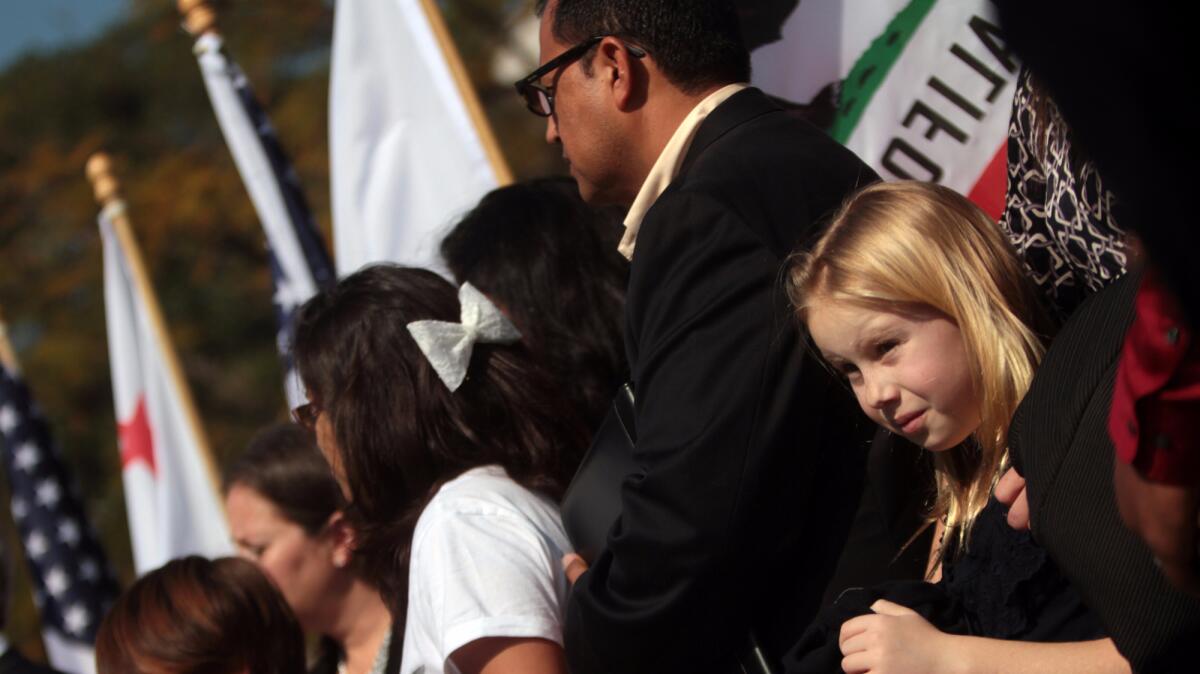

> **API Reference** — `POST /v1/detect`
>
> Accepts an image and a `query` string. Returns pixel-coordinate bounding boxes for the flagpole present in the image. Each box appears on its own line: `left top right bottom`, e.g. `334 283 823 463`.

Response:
416 0 515 186
0 309 19 375
84 152 226 509
178 0 217 37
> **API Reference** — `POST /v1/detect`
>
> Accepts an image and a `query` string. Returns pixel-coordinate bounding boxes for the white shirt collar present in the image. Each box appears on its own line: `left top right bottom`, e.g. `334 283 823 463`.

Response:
618 83 748 260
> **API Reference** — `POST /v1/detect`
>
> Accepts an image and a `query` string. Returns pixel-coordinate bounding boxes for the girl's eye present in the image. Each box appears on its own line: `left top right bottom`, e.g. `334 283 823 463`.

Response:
836 362 860 379
875 339 900 357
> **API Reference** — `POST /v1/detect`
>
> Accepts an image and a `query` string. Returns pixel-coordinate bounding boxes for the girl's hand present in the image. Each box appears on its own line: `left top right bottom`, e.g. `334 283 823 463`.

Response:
838 599 958 674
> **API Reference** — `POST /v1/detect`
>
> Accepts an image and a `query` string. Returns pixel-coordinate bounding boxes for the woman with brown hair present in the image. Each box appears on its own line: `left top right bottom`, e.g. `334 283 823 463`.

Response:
292 265 588 674
223 423 396 674
95 556 305 674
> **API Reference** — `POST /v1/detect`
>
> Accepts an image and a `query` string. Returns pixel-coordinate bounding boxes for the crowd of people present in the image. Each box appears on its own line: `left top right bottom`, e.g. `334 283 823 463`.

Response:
80 1 1199 673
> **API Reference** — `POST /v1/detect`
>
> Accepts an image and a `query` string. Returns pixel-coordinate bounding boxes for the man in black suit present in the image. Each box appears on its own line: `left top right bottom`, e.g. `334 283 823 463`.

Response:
516 1 878 671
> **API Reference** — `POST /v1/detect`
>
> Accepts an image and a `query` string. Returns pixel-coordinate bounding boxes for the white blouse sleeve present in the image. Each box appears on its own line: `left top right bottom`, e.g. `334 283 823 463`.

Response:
408 503 567 669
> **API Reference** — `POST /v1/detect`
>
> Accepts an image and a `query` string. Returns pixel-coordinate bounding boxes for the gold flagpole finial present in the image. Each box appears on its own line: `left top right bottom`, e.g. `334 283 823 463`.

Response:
82 150 226 509
0 308 19 375
178 0 219 37
86 152 121 208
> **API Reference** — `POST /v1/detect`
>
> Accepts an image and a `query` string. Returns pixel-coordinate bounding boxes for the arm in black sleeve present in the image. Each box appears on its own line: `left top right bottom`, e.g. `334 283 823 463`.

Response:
564 189 867 673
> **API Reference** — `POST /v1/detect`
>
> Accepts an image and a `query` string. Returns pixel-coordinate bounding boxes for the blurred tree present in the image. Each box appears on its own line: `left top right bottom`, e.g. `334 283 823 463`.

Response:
0 0 562 660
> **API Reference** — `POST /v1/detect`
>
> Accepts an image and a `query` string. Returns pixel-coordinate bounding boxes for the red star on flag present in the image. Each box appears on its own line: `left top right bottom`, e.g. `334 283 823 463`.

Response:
118 397 156 476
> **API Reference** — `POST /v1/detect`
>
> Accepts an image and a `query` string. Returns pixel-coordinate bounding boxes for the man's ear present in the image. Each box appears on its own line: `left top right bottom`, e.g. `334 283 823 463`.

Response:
596 37 646 112
324 511 355 569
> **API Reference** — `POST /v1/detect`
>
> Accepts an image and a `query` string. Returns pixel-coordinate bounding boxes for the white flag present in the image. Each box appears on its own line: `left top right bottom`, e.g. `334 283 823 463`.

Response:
100 204 232 575
330 0 501 277
750 0 1016 219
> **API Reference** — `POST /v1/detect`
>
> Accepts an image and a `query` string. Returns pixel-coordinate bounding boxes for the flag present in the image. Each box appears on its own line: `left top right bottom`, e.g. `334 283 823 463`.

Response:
1 351 119 674
191 31 336 409
749 0 1016 219
329 0 507 277
99 202 232 575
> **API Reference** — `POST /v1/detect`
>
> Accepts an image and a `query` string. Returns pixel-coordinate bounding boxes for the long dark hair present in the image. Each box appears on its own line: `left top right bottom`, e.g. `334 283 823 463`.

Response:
96 556 305 674
441 177 628 432
292 265 588 615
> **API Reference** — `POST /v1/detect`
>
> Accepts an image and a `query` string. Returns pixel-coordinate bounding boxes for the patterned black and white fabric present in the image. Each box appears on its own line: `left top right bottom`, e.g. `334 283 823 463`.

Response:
1001 68 1128 318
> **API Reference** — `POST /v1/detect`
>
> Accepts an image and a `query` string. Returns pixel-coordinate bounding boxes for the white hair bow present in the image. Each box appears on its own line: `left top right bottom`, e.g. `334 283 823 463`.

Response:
406 282 522 392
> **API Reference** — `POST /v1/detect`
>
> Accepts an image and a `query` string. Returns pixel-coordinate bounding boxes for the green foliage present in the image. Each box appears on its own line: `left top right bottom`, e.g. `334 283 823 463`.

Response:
0 0 561 659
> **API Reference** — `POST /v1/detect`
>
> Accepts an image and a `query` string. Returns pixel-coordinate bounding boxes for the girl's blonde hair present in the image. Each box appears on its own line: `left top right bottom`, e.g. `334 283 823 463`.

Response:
787 181 1050 549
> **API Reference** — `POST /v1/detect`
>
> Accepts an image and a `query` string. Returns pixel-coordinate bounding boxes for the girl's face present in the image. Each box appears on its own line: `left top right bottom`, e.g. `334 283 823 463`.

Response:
806 299 980 452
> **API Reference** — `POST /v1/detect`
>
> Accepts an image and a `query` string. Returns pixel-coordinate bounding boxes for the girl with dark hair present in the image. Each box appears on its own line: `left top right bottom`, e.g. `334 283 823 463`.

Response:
440 177 628 433
95 556 306 674
292 265 587 674
223 423 396 674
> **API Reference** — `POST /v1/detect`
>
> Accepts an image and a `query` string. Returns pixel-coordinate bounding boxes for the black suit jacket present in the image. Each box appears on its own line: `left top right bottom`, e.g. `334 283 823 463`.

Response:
563 88 879 673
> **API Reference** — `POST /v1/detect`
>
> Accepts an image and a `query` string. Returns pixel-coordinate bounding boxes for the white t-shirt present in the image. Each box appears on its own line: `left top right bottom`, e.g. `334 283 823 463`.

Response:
400 465 572 674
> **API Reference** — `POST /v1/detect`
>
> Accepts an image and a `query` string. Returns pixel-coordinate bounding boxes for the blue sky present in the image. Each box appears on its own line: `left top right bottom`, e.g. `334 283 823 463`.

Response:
0 0 129 70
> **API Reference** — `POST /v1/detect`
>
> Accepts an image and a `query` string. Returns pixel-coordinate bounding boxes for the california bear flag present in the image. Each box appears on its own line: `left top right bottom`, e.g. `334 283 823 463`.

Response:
749 0 1017 219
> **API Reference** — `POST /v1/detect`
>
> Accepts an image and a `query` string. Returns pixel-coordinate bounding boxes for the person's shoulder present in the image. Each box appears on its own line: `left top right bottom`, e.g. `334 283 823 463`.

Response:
688 90 870 183
641 118 875 261
414 466 564 540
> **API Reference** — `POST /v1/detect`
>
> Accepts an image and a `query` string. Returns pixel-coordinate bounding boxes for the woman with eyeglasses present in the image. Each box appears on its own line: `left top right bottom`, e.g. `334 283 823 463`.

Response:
223 423 398 674
292 265 588 674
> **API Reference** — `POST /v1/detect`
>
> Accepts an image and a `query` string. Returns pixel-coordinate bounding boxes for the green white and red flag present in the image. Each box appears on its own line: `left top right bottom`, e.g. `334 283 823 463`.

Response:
750 0 1018 219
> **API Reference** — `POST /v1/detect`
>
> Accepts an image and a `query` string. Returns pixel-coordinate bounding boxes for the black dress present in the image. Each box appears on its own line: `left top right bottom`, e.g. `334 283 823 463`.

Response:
784 498 1105 673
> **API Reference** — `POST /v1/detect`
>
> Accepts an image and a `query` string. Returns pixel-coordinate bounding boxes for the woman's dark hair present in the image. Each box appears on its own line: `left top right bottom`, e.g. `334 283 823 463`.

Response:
536 0 750 93
441 177 628 431
292 265 588 615
95 556 305 674
223 422 346 536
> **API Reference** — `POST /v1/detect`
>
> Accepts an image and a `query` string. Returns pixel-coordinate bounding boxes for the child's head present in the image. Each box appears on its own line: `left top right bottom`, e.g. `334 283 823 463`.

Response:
96 556 305 674
788 181 1047 536
291 265 586 611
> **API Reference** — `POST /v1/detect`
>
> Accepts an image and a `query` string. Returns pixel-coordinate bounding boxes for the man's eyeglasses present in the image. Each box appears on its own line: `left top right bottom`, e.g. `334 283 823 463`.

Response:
292 402 320 431
514 35 647 117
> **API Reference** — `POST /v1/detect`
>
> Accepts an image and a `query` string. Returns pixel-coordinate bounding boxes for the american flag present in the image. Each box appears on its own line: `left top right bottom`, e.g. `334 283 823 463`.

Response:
1 363 119 674
192 31 335 409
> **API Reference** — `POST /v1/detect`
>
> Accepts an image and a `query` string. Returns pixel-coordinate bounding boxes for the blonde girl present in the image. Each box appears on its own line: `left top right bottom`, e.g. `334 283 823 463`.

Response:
787 181 1128 674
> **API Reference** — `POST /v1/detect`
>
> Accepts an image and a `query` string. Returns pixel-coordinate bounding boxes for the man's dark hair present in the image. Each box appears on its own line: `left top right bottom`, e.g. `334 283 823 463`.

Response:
536 0 750 93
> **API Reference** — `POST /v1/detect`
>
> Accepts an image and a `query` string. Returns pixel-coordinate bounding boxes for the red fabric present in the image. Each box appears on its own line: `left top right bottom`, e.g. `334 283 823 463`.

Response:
1109 268 1200 485
967 144 1007 222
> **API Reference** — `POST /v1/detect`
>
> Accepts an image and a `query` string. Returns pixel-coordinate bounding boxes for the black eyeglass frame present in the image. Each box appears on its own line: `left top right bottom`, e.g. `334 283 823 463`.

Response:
513 35 647 117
